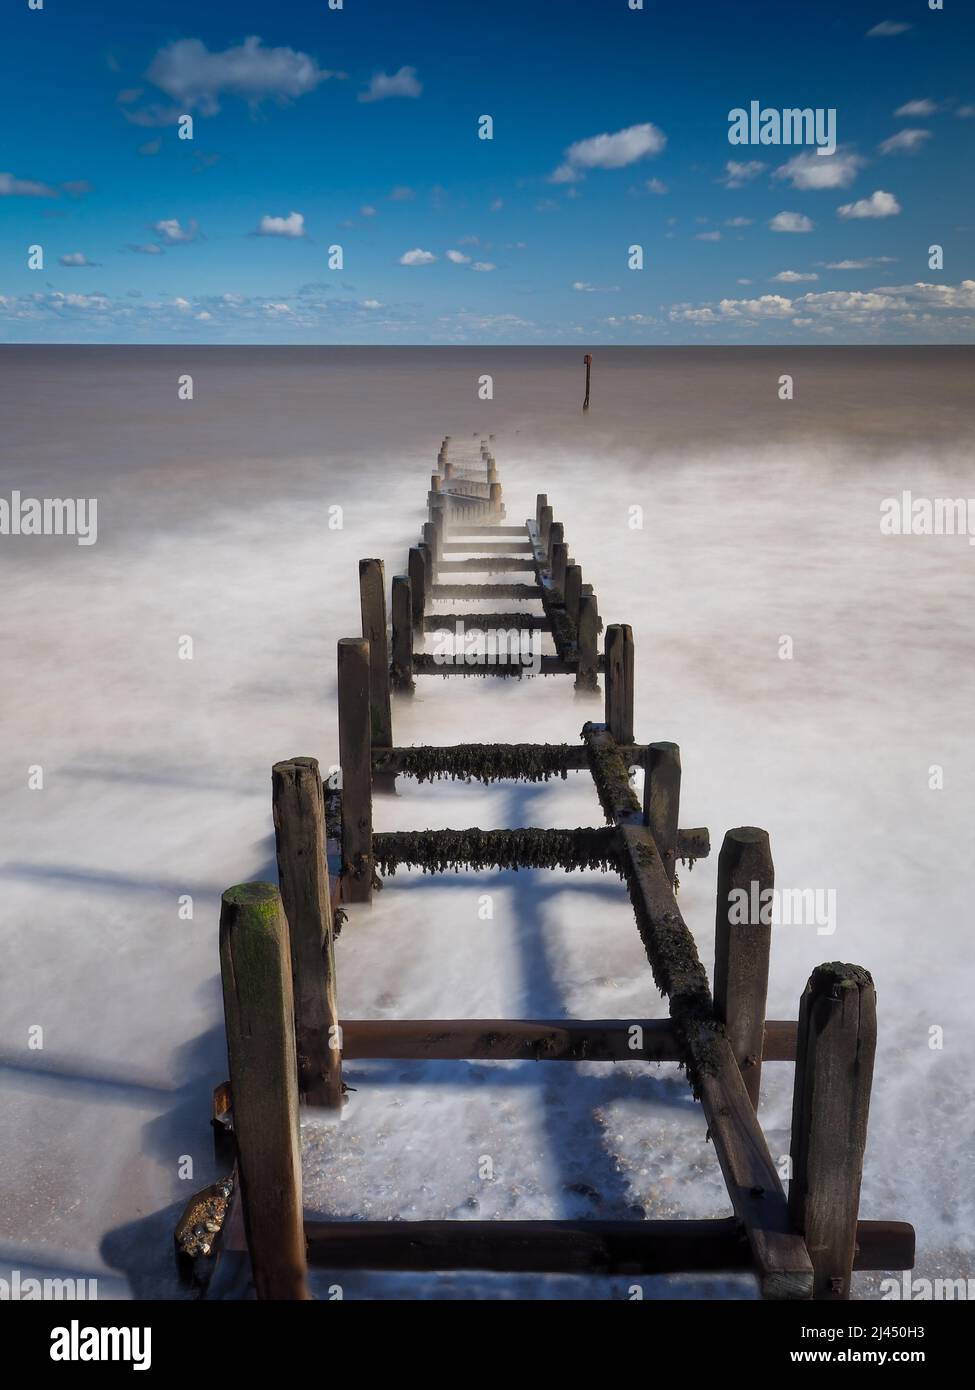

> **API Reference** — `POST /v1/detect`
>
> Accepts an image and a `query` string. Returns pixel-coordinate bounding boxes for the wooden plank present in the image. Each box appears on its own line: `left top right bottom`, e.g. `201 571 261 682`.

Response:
358 559 393 755
789 964 878 1300
583 724 814 1299
218 883 309 1300
372 825 708 871
337 637 372 903
304 1217 913 1276
713 827 773 1110
339 1017 798 1062
271 758 342 1107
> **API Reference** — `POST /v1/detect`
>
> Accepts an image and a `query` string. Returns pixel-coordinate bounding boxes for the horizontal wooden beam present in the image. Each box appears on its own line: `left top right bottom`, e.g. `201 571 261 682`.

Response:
436 559 536 573
431 583 541 600
340 1018 796 1062
412 653 606 677
424 613 551 632
441 542 533 554
448 525 527 536
372 826 708 874
303 1217 914 1276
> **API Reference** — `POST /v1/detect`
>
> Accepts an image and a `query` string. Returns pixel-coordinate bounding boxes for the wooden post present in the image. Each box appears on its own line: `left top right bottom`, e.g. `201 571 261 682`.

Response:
789 963 877 1300
408 546 426 631
551 541 568 596
430 473 441 493
539 505 553 556
423 520 440 566
548 520 564 570
432 502 446 556
487 459 498 484
337 637 372 903
604 623 634 743
443 457 454 480
219 882 309 1300
418 541 434 603
575 592 599 693
390 574 414 694
564 564 582 629
713 828 773 1111
358 559 393 758
583 353 592 410
489 482 502 511
644 742 680 886
271 759 343 1108
536 493 548 529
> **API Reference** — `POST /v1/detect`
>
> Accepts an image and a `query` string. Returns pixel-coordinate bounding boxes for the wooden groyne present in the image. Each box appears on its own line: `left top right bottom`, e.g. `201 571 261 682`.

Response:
192 434 915 1301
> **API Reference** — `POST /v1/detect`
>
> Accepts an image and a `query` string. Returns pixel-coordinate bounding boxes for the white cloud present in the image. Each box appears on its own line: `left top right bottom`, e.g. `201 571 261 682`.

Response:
0 172 58 198
696 230 722 241
59 252 96 267
725 216 753 227
572 281 619 293
772 270 819 282
837 189 901 218
127 243 164 255
769 210 814 232
957 106 975 118
359 66 422 103
824 257 897 269
145 36 336 117
665 279 975 331
446 249 471 264
719 160 766 188
867 20 912 36
399 247 436 265
361 299 382 309
774 149 864 189
550 122 666 183
152 218 200 244
878 128 931 154
894 99 939 117
645 177 668 195
255 211 306 238
360 205 377 217
471 262 496 272
195 311 212 321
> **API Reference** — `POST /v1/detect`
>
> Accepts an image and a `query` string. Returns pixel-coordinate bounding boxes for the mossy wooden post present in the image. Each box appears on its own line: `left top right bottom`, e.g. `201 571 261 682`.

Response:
789 963 877 1300
713 828 773 1110
358 559 393 762
536 493 548 530
219 883 309 1300
564 563 582 630
539 504 553 557
575 591 600 693
390 574 414 694
604 623 634 743
644 742 681 886
271 759 342 1109
338 637 372 903
548 521 564 573
408 546 426 631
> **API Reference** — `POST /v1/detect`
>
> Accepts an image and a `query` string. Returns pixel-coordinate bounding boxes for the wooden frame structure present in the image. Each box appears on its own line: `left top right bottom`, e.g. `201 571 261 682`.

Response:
208 435 914 1301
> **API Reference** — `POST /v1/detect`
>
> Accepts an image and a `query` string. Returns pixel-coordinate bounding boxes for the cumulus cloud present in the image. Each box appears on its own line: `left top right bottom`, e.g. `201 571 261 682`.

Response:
719 159 766 188
399 247 436 265
774 149 864 189
59 252 98 267
0 172 59 198
666 280 975 331
867 20 912 36
824 257 898 269
144 36 337 118
770 210 814 232
772 270 819 282
359 66 422 103
255 211 306 238
550 122 666 183
152 218 200 244
645 177 668 195
471 262 496 272
837 189 901 218
446 249 471 264
878 128 931 154
894 98 939 117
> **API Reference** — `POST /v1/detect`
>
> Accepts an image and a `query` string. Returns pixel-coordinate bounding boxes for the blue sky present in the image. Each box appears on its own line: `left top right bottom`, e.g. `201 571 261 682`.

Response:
1 0 973 343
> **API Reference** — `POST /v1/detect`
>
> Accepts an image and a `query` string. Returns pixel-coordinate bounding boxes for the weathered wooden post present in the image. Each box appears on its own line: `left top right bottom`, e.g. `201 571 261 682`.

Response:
644 742 681 885
390 574 414 694
432 499 446 556
539 504 553 557
423 520 440 567
489 482 502 513
271 758 343 1109
536 493 548 530
789 963 877 1300
583 353 592 410
219 882 309 1300
430 473 441 494
408 546 426 631
551 540 568 596
604 623 634 743
418 540 434 603
358 558 393 762
713 828 773 1110
337 637 372 903
564 564 582 630
575 591 600 692
443 456 454 480
548 520 564 571
487 457 498 484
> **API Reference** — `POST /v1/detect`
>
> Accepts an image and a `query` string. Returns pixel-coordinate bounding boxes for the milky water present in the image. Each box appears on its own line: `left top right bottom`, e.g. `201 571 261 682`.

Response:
1 347 972 1300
